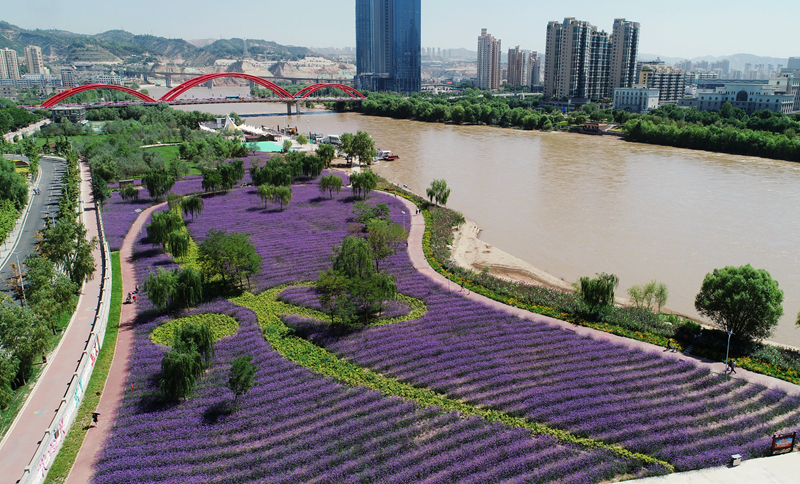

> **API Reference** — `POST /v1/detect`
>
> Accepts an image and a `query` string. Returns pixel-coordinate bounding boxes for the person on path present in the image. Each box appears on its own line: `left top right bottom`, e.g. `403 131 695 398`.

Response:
729 359 737 374
460 280 465 292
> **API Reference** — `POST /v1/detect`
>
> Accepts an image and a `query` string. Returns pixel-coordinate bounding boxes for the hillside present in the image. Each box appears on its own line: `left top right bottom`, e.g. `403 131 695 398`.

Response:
0 21 316 66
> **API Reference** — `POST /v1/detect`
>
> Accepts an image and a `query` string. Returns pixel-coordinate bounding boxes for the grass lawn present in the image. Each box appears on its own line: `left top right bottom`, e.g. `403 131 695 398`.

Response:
45 252 123 483
141 145 200 175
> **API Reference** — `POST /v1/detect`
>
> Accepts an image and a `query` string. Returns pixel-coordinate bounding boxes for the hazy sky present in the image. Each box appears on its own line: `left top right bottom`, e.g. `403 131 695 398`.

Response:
4 0 798 59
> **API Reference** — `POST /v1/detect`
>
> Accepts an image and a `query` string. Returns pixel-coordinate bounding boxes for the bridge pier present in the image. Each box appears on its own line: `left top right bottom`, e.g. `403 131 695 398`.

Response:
165 75 172 88
205 80 213 88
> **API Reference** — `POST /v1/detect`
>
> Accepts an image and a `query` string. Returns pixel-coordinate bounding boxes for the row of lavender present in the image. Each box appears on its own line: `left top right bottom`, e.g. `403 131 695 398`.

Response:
181 182 800 471
93 195 651 483
100 154 345 251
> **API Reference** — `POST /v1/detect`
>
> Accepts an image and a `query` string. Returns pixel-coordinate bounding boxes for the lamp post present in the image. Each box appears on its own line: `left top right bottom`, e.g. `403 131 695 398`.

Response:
401 210 406 230
307 120 310 140
446 260 455 292
16 253 26 307
725 330 734 373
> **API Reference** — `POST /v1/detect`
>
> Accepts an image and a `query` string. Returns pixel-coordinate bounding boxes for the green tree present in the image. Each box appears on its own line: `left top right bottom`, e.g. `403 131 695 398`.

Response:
316 143 335 168
91 173 111 209
228 355 257 406
319 174 343 199
166 230 190 259
201 167 222 193
173 267 203 310
317 268 358 326
339 132 355 161
350 170 377 199
141 168 175 200
143 268 176 311
0 350 19 409
197 229 262 290
695 264 784 340
271 185 293 210
351 131 376 165
146 210 183 249
181 196 204 220
0 305 49 385
282 139 293 153
121 185 139 202
296 134 308 145
366 219 408 271
257 184 274 208
576 273 619 310
175 320 215 367
627 280 669 313
426 179 451 206
0 157 28 211
159 342 203 401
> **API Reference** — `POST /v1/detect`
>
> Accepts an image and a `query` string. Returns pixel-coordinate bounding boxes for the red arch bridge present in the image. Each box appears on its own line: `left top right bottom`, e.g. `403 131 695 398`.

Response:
40 72 366 114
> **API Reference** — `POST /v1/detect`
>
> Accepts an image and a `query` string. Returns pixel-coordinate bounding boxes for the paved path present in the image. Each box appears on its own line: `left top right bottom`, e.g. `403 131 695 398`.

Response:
65 202 165 484
635 451 800 484
0 161 103 484
0 157 65 301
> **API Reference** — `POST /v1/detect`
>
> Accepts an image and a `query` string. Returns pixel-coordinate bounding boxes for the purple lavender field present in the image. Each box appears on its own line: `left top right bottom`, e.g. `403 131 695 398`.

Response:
95 182 800 482
95 217 649 484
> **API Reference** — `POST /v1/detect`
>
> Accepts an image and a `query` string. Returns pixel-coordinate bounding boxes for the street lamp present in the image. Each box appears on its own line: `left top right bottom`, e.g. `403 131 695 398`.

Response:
15 253 26 307
446 260 455 292
401 210 406 230
307 120 310 140
725 330 734 373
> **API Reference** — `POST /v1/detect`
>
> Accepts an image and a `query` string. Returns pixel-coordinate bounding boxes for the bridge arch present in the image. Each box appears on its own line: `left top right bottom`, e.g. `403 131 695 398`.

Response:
293 83 366 99
160 73 294 101
41 84 157 108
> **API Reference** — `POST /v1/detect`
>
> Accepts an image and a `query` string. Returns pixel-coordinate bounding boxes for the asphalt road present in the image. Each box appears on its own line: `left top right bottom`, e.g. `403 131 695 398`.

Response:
0 156 65 303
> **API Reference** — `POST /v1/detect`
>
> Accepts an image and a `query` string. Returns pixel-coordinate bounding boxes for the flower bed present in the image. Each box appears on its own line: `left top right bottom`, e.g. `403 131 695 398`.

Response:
96 181 800 482
95 226 654 483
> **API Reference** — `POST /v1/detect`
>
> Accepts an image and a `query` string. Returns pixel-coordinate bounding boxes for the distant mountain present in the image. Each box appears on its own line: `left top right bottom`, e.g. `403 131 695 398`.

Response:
639 52 789 71
0 21 316 66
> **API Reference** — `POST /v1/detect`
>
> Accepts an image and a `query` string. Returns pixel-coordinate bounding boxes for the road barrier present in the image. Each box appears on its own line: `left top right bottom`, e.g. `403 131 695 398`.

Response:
18 164 113 484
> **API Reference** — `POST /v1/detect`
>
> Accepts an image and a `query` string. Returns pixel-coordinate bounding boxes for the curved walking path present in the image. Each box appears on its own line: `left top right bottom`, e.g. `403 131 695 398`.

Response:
0 161 103 484
65 202 166 484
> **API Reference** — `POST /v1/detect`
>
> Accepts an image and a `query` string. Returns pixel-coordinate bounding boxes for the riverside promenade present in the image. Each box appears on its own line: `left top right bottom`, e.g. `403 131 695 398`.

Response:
65 202 165 484
0 161 104 484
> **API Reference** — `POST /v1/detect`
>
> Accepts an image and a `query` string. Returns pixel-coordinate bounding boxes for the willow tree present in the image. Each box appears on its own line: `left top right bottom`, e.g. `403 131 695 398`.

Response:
181 196 204 220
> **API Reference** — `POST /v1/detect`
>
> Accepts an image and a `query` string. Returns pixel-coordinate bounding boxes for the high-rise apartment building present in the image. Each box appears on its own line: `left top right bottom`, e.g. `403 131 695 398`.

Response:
25 45 45 75
60 68 76 88
355 0 421 92
477 29 501 90
710 59 730 76
544 18 610 99
507 46 525 87
788 57 800 70
640 66 685 105
527 51 541 87
609 19 640 90
0 48 20 80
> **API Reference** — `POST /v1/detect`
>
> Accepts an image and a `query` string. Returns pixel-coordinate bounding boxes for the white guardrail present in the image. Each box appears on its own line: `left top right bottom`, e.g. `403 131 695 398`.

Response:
19 168 113 484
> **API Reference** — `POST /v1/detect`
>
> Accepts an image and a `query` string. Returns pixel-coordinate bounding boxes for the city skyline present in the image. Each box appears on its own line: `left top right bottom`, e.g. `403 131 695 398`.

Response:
2 0 798 59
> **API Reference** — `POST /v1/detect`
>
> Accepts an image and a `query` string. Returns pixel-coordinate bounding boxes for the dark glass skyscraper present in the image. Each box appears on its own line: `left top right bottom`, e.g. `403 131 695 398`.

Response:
355 0 421 92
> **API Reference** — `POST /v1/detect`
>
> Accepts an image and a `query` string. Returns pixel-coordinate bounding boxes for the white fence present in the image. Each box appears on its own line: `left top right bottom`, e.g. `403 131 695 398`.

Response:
19 170 113 484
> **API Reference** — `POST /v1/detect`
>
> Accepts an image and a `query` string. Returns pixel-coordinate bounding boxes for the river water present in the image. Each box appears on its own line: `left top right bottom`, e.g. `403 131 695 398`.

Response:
150 85 800 347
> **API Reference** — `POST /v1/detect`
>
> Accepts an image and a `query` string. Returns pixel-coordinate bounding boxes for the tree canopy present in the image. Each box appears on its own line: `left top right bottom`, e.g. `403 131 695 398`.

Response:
695 264 784 341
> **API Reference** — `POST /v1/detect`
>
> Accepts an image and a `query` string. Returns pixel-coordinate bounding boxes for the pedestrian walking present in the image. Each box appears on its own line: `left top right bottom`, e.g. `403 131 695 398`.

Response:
729 359 737 374
460 280 464 292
